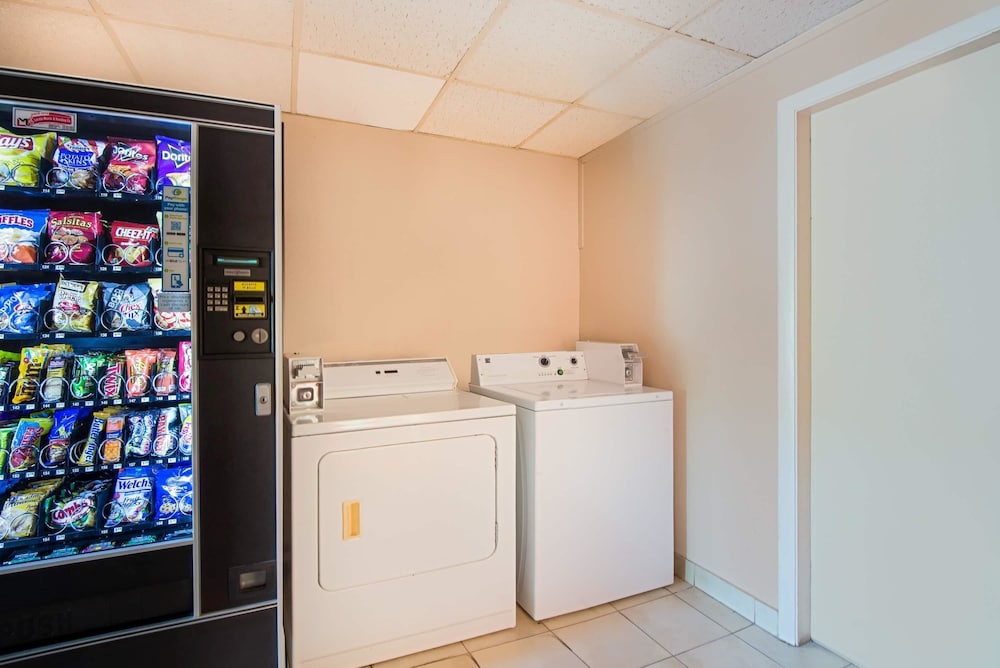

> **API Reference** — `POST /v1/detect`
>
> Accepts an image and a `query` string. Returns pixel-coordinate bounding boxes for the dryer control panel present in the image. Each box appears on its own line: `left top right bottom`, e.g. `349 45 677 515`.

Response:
471 351 589 386
201 248 273 355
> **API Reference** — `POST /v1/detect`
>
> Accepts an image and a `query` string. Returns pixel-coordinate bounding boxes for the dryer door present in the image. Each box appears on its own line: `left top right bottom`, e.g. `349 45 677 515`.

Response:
318 434 497 591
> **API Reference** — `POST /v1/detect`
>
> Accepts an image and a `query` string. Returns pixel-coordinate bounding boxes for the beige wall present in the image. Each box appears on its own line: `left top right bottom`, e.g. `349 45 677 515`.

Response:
282 114 580 388
579 0 998 606
810 42 1000 668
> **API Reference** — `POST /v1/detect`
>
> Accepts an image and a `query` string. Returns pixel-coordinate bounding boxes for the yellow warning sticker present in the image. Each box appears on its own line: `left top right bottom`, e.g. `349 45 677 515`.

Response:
233 281 265 293
234 303 267 319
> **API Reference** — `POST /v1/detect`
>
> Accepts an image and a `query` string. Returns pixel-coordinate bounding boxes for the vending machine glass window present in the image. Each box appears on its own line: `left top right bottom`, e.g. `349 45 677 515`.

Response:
0 102 194 571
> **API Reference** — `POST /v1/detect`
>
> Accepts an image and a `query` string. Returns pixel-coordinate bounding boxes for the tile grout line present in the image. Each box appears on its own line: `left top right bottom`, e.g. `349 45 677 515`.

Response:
412 0 513 133
87 0 143 84
289 0 304 113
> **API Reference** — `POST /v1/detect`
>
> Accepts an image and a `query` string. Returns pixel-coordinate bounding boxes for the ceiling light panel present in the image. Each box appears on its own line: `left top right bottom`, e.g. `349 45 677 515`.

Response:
579 0 715 29
97 0 294 45
458 0 662 102
112 21 292 108
0 4 133 83
582 35 750 118
420 82 566 147
297 54 445 130
300 0 501 76
680 0 863 58
522 107 641 157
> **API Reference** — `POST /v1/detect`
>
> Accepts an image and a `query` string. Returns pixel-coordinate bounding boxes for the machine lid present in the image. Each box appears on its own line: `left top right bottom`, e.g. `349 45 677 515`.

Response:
287 390 515 436
469 380 672 411
323 357 456 399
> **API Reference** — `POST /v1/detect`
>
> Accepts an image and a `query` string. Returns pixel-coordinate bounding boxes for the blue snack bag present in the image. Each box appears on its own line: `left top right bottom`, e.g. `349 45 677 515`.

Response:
0 209 48 265
154 136 191 190
154 466 192 521
0 283 54 334
104 466 154 527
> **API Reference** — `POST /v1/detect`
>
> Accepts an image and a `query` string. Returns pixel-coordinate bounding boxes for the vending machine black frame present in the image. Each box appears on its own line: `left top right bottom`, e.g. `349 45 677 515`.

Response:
0 68 282 667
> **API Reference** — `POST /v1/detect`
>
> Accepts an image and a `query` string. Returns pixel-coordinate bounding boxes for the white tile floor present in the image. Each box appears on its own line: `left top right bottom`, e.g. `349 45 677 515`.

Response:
368 580 852 668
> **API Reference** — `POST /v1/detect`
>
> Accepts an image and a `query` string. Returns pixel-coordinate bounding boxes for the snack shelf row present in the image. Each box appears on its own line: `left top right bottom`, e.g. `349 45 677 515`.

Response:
0 391 191 416
0 455 191 483
1 264 162 276
0 184 164 204
0 516 192 555
0 329 190 342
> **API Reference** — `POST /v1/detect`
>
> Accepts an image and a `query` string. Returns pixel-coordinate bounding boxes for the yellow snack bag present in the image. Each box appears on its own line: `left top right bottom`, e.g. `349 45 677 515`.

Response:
0 127 56 188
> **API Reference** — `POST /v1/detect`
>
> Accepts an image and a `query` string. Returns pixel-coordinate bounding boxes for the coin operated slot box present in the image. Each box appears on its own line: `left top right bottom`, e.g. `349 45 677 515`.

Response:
201 249 273 355
575 341 645 388
284 354 324 413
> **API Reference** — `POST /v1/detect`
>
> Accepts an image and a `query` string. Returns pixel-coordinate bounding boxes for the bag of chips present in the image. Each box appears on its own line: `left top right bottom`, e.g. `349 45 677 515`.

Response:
154 136 191 190
47 137 105 190
154 466 193 521
154 348 177 396
153 406 180 457
104 467 154 527
0 282 54 334
41 407 84 469
70 352 105 400
125 348 157 398
9 415 54 473
149 278 191 331
0 128 55 188
103 221 158 268
46 477 113 533
103 138 155 195
178 403 193 457
47 277 99 332
178 341 192 394
0 209 48 265
45 211 101 265
126 410 157 458
101 282 151 332
0 478 61 539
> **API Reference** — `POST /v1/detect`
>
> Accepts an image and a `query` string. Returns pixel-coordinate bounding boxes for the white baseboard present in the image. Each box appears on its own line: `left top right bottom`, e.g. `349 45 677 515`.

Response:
675 555 780 637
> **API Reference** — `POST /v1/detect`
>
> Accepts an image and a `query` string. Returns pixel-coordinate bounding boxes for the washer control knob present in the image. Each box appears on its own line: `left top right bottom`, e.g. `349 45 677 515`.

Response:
251 328 269 345
539 356 550 367
557 368 564 376
232 330 247 343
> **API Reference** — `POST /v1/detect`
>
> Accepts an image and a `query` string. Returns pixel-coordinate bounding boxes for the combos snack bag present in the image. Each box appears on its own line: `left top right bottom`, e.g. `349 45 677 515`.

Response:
0 209 48 265
45 212 101 265
101 283 151 332
103 138 155 195
155 136 191 189
47 277 99 333
0 478 61 540
104 467 154 527
154 466 192 521
48 137 105 190
47 477 113 533
0 283 54 334
103 221 158 268
149 278 191 331
0 128 55 188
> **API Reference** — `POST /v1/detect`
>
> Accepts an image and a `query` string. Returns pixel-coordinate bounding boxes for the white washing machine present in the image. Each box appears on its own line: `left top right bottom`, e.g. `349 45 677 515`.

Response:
470 351 673 621
284 358 516 668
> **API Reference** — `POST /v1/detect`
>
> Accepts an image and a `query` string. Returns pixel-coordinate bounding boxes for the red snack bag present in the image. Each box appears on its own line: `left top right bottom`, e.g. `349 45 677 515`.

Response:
125 348 158 398
102 138 155 195
45 212 101 265
103 221 158 268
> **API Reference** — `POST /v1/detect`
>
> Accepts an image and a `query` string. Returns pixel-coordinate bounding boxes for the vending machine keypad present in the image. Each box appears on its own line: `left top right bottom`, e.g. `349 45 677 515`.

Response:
201 249 273 355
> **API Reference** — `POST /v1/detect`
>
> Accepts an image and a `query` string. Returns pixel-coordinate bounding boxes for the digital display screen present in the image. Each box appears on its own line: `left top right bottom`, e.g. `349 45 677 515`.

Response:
215 256 260 266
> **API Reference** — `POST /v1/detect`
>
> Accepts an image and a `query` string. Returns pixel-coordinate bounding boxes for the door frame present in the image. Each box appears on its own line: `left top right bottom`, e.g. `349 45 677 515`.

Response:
775 6 1000 646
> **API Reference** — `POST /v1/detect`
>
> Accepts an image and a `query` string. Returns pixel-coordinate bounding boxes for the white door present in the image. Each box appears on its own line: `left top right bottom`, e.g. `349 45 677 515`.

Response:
810 42 1000 667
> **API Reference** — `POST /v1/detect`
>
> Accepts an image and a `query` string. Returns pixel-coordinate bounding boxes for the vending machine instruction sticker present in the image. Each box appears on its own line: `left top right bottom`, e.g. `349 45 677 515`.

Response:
13 107 77 132
161 186 190 293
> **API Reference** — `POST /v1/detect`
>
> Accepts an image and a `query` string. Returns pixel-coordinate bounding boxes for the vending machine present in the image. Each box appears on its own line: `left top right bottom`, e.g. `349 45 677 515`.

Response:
0 69 282 666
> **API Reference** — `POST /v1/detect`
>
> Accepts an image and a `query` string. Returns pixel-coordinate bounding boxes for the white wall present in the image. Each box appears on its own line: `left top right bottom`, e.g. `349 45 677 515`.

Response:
809 41 1000 668
579 0 999 606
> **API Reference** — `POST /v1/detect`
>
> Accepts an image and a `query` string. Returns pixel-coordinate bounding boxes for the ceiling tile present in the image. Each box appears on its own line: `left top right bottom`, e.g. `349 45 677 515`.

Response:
419 82 565 147
0 4 134 83
681 0 863 58
522 107 641 157
580 0 714 29
582 35 750 118
301 0 501 76
15 0 93 11
297 54 444 130
112 21 291 108
458 0 662 102
98 0 294 45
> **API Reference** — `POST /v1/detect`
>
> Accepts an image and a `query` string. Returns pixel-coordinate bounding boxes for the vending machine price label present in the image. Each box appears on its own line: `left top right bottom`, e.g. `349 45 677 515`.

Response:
56 535 65 541
114 527 122 534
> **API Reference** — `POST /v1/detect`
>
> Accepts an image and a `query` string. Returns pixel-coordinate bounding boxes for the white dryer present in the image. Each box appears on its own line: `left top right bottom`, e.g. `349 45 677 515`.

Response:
470 351 673 621
284 358 516 668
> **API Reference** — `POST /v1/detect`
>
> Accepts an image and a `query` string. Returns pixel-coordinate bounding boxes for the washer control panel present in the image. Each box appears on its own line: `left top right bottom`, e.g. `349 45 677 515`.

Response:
471 351 589 386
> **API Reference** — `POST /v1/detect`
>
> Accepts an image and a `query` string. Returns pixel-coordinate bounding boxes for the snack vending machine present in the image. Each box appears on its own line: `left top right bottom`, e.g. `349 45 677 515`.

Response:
0 69 282 666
